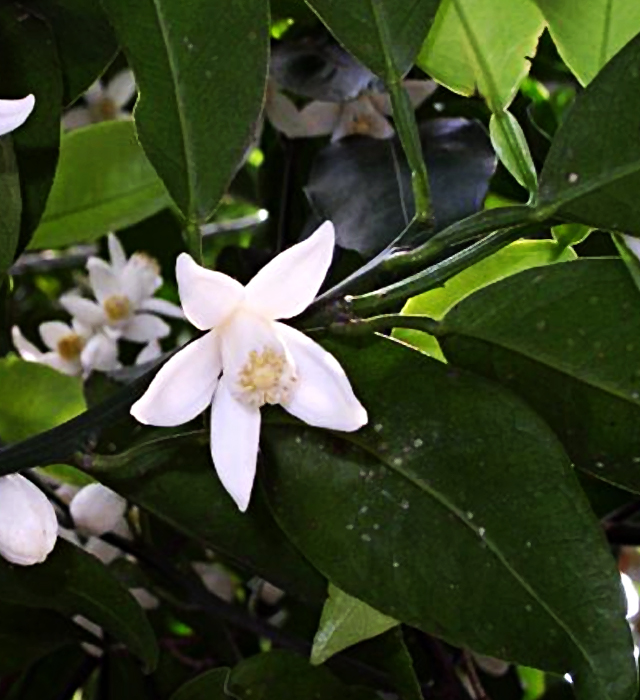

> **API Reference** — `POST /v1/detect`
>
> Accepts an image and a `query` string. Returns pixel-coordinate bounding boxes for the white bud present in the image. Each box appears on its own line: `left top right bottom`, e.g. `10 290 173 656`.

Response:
192 562 235 602
130 587 160 610
472 652 510 677
70 484 126 536
0 475 58 566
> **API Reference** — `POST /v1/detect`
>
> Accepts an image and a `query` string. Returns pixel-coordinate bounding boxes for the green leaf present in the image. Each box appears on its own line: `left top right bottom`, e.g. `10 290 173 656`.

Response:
102 0 269 221
552 223 592 249
262 337 636 700
0 136 21 276
29 121 171 250
419 0 544 110
228 650 378 700
0 357 86 443
0 539 158 669
306 0 440 80
534 0 640 86
537 32 640 235
489 110 537 194
396 240 575 360
0 5 63 252
440 259 640 496
0 602 83 674
311 584 397 665
361 628 423 700
86 433 326 601
170 668 231 700
21 0 118 104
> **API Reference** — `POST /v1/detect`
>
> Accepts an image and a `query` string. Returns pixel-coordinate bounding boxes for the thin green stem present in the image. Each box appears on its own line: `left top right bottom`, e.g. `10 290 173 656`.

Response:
184 220 203 264
328 313 441 337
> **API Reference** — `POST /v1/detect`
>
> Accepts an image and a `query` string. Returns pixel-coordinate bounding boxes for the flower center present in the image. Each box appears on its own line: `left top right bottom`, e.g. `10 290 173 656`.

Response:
57 333 84 361
103 294 132 322
90 97 118 122
236 347 297 409
131 252 160 275
351 114 373 135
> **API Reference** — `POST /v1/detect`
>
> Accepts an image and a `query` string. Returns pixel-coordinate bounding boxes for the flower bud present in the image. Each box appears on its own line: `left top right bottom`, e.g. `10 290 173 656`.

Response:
0 475 58 565
70 484 126 536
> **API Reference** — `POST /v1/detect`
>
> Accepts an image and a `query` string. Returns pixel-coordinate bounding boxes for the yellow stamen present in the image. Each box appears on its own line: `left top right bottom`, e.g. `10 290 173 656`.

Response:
237 347 296 408
89 97 118 122
57 334 84 361
103 294 132 322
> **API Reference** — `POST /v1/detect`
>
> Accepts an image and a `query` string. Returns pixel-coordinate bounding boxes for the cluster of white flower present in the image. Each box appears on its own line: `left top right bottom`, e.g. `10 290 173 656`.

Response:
12 232 183 378
265 78 436 142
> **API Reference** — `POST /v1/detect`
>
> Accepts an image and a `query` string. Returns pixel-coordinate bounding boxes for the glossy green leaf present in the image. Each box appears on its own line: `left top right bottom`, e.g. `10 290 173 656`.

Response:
534 0 640 85
262 337 636 700
0 356 86 443
419 0 544 110
21 0 118 104
102 0 269 221
0 602 83 674
0 5 63 253
29 121 171 250
363 628 423 700
311 584 397 665
552 223 592 249
489 110 537 193
86 433 326 601
396 240 576 359
0 539 158 669
440 259 640 496
306 0 440 80
228 650 378 700
537 33 640 235
0 136 21 276
170 668 231 700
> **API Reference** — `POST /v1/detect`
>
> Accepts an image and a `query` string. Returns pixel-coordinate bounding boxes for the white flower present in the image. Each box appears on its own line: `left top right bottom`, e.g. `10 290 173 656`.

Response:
12 319 120 377
267 80 436 141
131 221 367 511
70 483 127 537
0 94 35 136
0 475 58 565
62 70 136 130
129 587 160 610
192 562 236 602
61 233 183 345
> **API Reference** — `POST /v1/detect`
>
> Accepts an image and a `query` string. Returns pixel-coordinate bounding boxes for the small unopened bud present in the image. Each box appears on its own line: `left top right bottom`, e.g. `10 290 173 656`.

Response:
70 484 126 536
0 475 58 565
130 587 160 610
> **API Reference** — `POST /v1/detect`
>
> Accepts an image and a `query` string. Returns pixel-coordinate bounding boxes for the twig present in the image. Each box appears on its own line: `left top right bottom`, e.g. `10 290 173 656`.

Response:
461 650 489 700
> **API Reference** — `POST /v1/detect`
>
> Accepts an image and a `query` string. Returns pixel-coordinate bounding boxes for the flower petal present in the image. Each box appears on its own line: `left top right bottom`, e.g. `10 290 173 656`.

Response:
122 314 170 343
61 107 92 131
39 321 74 351
12 326 44 362
139 297 185 319
176 253 245 330
131 330 221 426
265 88 309 138
70 484 127 536
0 95 35 136
244 221 335 320
87 258 119 304
60 295 106 327
81 334 121 373
277 323 368 431
41 353 82 376
297 101 341 137
135 339 162 365
332 98 394 141
210 376 261 512
121 254 162 305
84 80 105 105
106 69 136 108
370 80 437 116
107 233 127 272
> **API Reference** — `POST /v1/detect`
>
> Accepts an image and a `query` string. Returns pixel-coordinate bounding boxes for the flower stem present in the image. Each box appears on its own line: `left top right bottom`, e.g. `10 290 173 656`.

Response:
329 313 441 337
184 220 203 264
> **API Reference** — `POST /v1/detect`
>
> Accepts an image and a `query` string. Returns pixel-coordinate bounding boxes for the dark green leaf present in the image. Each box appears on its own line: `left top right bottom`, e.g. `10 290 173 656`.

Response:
418 0 544 110
311 584 397 664
440 259 640 495
0 601 83 674
306 118 495 256
537 33 640 235
21 0 118 104
0 135 21 276
0 538 158 669
362 628 423 700
0 5 63 252
29 121 171 250
102 0 269 221
228 650 378 700
101 652 156 700
489 110 537 193
533 0 640 86
87 433 326 601
262 337 636 700
0 356 85 443
306 0 440 80
170 668 231 700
